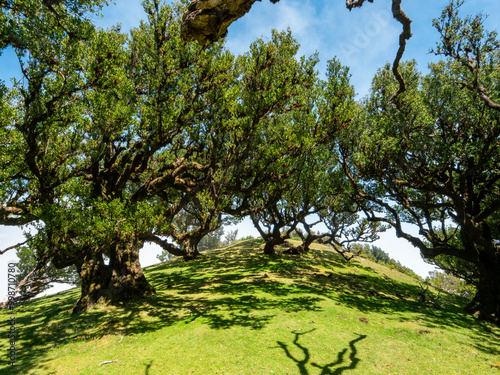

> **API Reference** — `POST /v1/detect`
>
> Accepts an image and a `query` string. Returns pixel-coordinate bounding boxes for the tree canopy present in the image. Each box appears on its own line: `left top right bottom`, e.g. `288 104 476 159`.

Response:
340 0 500 324
1 0 373 312
1 0 499 326
180 0 412 97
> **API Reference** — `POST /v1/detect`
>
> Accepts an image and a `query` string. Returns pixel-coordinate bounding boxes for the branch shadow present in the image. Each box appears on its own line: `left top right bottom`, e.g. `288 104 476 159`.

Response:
323 271 500 355
276 329 367 375
1 239 498 373
0 240 334 373
145 360 153 375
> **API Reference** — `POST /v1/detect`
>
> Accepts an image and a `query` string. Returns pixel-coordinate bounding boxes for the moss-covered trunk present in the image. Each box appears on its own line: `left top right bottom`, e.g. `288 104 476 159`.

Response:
72 239 155 314
465 260 500 326
263 235 287 255
181 236 202 260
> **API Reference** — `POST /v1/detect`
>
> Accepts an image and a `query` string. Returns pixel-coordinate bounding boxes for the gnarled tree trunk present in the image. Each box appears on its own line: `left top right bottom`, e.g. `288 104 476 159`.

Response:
465 260 500 325
262 236 286 255
181 236 202 260
72 239 155 314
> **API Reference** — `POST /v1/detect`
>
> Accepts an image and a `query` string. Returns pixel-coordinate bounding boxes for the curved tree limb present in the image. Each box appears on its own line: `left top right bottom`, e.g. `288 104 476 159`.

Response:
181 0 280 45
0 206 35 226
390 0 412 100
346 0 373 10
144 235 185 257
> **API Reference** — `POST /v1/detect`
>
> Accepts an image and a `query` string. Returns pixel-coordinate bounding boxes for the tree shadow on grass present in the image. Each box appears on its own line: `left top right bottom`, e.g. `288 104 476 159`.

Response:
2 240 498 374
0 243 332 374
320 271 500 357
276 329 367 375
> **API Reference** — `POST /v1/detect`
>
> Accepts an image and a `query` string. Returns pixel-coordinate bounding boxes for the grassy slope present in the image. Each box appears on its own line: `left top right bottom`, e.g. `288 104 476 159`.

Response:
1 239 499 374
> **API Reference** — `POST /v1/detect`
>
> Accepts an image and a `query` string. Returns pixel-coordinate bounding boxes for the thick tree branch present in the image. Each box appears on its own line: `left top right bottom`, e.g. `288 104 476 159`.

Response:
0 206 35 226
181 0 279 45
346 0 373 10
144 235 185 257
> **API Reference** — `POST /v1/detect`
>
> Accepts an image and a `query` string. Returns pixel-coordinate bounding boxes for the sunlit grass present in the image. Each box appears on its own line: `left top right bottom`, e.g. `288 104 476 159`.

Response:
1 239 498 374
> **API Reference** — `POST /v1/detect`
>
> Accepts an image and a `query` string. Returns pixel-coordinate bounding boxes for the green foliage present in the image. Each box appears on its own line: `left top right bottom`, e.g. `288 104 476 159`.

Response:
3 0 379 310
1 0 243 307
246 54 383 256
426 270 476 300
0 0 108 52
341 1 500 323
368 246 390 264
3 0 496 325
352 244 420 280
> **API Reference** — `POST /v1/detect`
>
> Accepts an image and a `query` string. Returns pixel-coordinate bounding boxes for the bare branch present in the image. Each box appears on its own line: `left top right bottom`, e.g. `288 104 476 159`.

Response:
0 240 28 255
348 0 412 99
390 0 412 100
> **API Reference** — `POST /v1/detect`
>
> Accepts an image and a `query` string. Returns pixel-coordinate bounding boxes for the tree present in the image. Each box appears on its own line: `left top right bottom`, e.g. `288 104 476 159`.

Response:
153 204 226 261
340 2 500 324
248 58 383 256
369 246 390 264
0 0 109 52
0 0 108 227
0 0 238 312
0 0 118 310
426 270 475 299
155 210 225 262
239 37 323 255
44 0 239 312
223 229 238 245
148 28 321 260
3 1 344 312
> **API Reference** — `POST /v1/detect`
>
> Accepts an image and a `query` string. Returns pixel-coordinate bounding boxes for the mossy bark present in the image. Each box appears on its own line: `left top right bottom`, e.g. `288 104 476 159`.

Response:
263 236 286 255
181 0 280 45
72 239 155 314
465 261 500 326
181 236 202 261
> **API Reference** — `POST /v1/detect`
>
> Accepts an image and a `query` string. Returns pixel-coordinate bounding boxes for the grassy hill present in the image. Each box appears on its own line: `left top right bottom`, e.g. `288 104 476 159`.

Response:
1 239 499 374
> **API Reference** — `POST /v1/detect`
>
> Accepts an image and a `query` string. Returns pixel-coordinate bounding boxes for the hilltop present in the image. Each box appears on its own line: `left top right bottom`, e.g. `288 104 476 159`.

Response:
1 239 499 374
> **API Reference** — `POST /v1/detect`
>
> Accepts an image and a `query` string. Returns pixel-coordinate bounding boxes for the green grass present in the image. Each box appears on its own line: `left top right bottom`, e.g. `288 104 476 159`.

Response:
1 239 499 374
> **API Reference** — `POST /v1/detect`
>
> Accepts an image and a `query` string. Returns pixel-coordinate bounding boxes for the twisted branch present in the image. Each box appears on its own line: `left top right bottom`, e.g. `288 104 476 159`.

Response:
390 0 412 100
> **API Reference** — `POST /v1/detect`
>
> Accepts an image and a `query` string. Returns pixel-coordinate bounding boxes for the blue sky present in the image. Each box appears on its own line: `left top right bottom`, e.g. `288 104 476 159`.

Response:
1 0 499 299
